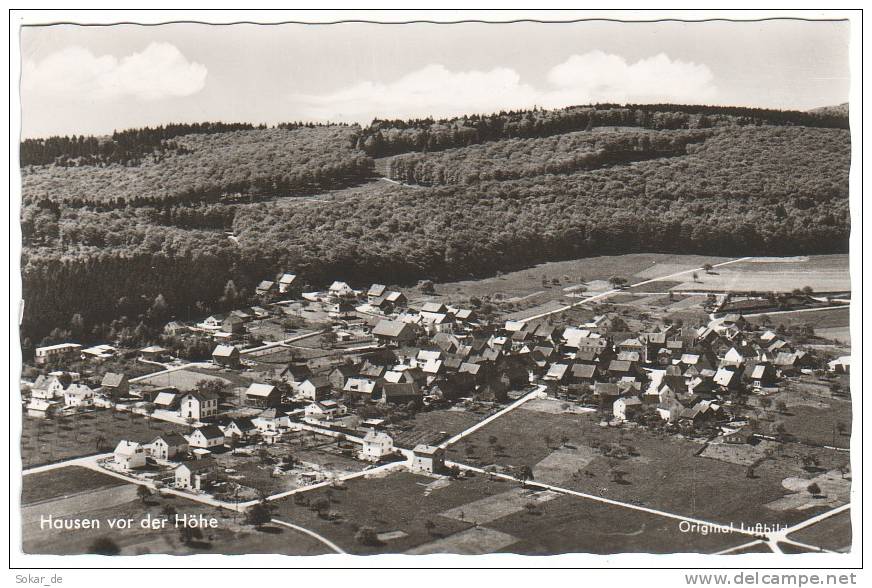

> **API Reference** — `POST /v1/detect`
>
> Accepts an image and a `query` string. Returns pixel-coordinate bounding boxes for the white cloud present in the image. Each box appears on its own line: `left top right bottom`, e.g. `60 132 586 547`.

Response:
23 42 207 102
291 52 716 123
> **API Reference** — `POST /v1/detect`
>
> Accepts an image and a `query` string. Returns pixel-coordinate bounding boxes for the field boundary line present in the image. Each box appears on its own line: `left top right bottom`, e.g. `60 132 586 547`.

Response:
270 517 347 554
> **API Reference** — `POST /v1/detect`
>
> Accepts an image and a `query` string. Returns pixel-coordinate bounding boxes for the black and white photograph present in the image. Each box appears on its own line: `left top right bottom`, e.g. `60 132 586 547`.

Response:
7 8 863 575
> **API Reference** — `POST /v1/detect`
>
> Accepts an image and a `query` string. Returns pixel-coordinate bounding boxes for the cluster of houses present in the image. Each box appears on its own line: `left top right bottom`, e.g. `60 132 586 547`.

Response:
24 371 130 417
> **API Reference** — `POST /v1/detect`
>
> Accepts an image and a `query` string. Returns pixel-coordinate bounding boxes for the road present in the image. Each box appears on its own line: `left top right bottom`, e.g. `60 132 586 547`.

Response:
519 257 752 323
270 518 346 554
740 305 850 319
438 385 546 449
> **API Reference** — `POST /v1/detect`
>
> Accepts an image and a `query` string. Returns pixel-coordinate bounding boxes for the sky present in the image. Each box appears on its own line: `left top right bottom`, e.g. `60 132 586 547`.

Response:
19 19 850 138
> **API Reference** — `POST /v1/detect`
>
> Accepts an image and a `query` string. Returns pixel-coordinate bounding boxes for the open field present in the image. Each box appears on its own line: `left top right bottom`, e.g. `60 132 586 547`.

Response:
135 368 234 391
426 253 731 306
488 494 752 555
22 476 330 555
788 510 852 552
21 466 128 505
20 410 188 468
445 407 850 531
391 408 490 449
748 307 851 346
669 255 850 294
271 470 496 554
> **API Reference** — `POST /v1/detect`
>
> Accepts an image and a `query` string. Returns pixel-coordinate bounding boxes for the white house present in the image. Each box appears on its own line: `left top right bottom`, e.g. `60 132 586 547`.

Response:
304 400 346 422
179 391 218 421
148 433 189 460
252 408 291 433
188 425 225 449
174 460 216 491
114 440 147 470
411 444 445 473
63 383 94 407
361 430 395 461
613 397 643 421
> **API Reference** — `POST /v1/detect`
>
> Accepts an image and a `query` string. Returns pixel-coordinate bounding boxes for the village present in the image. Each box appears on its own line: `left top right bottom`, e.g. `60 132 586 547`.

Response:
19 259 853 555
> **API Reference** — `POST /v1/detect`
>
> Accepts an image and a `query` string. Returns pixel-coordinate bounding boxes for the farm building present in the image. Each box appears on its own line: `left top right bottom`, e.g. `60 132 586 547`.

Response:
244 383 281 408
212 345 240 368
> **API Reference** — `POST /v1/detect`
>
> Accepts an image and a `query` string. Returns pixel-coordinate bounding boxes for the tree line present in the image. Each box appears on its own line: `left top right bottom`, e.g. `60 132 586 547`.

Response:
357 103 849 157
385 129 713 186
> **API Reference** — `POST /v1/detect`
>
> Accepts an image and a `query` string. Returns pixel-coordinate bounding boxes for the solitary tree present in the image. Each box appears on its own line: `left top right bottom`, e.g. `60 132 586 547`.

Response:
136 485 152 504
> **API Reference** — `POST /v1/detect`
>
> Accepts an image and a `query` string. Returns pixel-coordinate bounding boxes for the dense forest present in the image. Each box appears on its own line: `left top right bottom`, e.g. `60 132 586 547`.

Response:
18 106 850 344
385 129 713 185
21 126 372 210
357 103 849 157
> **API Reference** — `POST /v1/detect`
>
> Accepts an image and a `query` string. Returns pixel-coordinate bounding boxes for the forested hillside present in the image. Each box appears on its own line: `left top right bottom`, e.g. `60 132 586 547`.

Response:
21 126 372 208
385 129 712 185
19 106 850 344
357 103 849 157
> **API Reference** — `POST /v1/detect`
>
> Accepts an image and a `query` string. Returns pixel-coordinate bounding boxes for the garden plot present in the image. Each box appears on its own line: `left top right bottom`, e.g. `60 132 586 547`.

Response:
520 398 597 415
533 446 600 484
700 439 783 467
765 469 851 511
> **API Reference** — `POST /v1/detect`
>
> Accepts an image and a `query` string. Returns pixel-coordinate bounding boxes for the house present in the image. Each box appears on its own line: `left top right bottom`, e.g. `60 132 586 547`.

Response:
188 425 225 449
244 383 281 408
154 390 182 411
722 347 748 368
304 400 347 422
100 372 130 398
114 440 147 470
328 281 355 298
26 398 61 418
543 363 572 384
34 343 82 365
569 363 599 386
298 376 331 401
140 345 169 361
326 364 357 390
222 418 258 441
174 460 216 491
367 284 387 303
713 367 742 390
212 345 240 368
411 445 446 473
280 363 314 386
278 273 298 294
343 377 381 400
222 315 246 334
372 320 417 345
613 397 643 421
750 364 777 389
252 408 291 432
607 360 638 380
724 427 755 444
828 356 851 374
63 383 94 407
452 308 476 323
164 321 190 336
81 344 117 360
31 374 71 399
361 430 395 461
379 382 422 406
179 391 218 421
256 280 277 296
149 433 189 460
200 314 227 329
